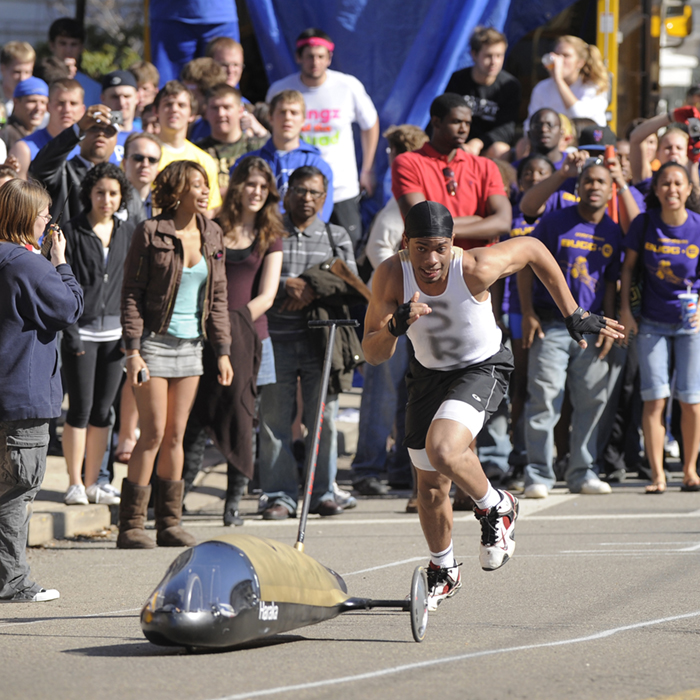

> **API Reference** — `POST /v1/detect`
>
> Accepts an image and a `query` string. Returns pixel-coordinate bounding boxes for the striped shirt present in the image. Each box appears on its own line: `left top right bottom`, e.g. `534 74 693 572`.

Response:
268 215 357 341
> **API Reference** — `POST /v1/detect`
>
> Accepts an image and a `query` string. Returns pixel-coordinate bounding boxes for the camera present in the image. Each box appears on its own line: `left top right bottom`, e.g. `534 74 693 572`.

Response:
109 110 124 127
137 368 148 384
687 117 700 163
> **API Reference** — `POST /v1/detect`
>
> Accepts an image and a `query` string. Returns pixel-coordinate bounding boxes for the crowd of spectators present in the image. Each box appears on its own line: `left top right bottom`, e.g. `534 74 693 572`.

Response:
1 17 700 602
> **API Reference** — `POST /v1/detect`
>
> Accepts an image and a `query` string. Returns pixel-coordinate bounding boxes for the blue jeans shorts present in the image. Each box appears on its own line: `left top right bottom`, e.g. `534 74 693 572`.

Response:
637 318 700 403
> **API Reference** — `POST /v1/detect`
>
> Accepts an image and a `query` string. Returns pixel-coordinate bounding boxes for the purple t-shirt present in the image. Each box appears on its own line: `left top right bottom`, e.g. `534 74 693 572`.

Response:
503 205 539 315
531 206 622 314
504 190 579 314
624 208 700 323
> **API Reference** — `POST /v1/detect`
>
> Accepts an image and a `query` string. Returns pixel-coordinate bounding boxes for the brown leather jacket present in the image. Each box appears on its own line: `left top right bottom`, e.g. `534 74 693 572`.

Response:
121 213 231 356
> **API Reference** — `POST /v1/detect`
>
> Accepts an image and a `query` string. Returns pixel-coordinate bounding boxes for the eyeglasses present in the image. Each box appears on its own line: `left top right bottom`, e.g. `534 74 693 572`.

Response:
129 154 159 165
37 212 52 223
290 186 325 200
442 167 458 197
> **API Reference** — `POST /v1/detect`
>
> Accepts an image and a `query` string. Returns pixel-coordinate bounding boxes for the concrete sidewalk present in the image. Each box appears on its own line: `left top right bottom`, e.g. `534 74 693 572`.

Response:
28 389 363 546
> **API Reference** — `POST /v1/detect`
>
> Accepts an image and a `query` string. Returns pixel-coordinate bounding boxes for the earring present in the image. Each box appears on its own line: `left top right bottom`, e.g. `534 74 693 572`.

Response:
175 200 180 208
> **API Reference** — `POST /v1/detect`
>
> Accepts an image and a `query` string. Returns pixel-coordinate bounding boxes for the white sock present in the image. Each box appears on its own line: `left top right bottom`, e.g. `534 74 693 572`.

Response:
474 484 501 511
430 541 454 569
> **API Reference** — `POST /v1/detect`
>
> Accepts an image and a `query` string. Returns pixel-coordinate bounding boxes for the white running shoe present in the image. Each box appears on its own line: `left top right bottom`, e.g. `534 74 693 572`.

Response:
32 588 60 602
64 484 88 506
524 483 548 499
425 562 462 611
85 483 121 505
579 478 612 495
333 482 357 509
474 490 519 571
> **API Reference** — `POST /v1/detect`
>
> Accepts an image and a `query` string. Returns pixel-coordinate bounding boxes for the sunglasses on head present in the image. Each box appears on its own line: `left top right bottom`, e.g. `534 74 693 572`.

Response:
129 154 159 165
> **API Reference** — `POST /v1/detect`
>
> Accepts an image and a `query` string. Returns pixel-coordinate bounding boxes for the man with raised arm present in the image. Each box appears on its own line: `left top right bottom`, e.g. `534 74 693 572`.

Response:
363 200 623 611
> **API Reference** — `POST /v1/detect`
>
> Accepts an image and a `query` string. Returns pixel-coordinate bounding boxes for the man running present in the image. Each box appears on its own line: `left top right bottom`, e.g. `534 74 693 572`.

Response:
362 200 623 610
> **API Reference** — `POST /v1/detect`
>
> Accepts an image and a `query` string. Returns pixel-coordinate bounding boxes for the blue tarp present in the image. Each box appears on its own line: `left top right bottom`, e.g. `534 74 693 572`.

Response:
245 0 577 208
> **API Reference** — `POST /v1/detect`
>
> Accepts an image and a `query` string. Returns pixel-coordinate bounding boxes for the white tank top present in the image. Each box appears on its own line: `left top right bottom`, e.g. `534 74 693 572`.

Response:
400 247 502 370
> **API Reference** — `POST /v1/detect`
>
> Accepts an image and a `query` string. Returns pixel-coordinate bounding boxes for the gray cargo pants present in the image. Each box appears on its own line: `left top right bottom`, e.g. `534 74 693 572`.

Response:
0 419 49 600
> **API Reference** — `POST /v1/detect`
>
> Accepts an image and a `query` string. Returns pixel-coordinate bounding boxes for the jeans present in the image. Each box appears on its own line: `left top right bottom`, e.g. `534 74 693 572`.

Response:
259 336 337 513
637 319 700 403
477 396 512 480
352 335 410 482
0 419 49 599
524 322 610 492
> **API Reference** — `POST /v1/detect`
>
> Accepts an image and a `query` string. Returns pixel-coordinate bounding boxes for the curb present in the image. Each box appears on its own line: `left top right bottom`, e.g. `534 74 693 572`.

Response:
28 503 117 546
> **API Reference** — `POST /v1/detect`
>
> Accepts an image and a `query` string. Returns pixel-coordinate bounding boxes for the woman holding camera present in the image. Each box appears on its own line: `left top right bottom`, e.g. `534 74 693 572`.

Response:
620 162 700 493
119 160 232 549
0 180 83 601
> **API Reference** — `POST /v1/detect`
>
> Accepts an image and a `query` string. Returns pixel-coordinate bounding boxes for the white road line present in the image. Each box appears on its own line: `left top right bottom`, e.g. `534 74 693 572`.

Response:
527 512 700 521
0 607 140 630
341 557 426 576
598 542 697 546
210 610 700 700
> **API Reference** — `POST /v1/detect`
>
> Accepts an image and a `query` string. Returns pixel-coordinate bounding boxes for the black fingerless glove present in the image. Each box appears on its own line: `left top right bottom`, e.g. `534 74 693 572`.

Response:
387 301 412 337
565 306 607 343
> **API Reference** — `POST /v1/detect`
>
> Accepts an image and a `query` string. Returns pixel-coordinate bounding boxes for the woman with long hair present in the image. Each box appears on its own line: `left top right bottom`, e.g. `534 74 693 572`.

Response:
0 179 83 601
119 160 233 548
526 35 609 128
61 163 136 507
620 162 700 493
182 155 285 525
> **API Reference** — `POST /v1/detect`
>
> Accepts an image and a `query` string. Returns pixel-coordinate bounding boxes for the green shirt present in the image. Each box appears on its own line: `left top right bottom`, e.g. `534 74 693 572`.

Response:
196 134 268 193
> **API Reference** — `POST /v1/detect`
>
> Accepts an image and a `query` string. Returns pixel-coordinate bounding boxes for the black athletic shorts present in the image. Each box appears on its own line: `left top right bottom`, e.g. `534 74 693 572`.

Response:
404 344 513 450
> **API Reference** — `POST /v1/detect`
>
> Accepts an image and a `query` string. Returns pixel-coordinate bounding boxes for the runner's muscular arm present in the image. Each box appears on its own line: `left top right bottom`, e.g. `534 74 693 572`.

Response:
462 237 624 347
397 192 511 241
362 255 431 365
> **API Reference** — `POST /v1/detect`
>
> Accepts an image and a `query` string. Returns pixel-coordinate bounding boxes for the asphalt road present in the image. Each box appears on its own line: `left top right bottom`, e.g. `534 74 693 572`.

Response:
3 484 700 700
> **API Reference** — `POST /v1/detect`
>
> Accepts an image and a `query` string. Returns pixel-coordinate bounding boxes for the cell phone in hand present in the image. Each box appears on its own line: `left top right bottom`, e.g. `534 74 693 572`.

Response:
137 368 149 384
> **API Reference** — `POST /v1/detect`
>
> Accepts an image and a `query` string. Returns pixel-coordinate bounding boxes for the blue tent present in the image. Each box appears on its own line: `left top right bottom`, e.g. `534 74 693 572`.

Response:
245 0 576 209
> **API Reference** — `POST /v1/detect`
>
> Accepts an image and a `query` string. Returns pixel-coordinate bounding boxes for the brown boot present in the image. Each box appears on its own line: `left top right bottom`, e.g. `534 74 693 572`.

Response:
116 480 156 549
155 477 196 547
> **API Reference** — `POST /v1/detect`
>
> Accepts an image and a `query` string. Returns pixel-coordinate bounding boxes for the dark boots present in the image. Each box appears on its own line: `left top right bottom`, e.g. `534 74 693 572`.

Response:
223 466 248 527
155 477 196 547
117 480 155 549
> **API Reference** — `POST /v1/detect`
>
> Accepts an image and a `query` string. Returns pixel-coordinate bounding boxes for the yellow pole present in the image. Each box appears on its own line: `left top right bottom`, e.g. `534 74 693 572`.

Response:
144 0 151 63
597 0 619 132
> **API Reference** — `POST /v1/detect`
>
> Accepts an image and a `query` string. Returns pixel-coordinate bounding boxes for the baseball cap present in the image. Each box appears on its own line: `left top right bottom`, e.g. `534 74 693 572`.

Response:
101 70 138 92
578 125 617 152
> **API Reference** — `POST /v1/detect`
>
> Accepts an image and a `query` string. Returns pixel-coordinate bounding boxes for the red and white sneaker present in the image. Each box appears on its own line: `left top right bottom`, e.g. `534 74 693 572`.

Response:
474 490 519 571
425 561 462 611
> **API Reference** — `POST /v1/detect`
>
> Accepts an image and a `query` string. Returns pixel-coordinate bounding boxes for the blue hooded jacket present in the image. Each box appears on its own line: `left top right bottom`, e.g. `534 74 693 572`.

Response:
231 138 335 222
0 243 83 421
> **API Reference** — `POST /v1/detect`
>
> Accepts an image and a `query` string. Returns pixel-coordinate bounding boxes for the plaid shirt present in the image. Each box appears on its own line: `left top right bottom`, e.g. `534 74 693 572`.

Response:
268 214 357 341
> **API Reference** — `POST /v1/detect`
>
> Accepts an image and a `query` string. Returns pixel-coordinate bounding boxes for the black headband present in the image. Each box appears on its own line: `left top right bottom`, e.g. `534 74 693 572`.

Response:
405 200 454 239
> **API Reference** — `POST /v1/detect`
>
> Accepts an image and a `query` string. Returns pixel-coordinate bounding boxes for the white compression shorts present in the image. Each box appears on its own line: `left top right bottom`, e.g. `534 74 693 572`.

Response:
407 399 486 472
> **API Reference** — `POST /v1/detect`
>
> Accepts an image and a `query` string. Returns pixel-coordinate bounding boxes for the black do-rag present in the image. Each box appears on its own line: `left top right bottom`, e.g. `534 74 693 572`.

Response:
405 200 454 239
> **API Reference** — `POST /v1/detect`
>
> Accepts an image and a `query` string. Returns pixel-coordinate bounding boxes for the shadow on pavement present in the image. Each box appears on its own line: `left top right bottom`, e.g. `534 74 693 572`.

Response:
64 633 308 656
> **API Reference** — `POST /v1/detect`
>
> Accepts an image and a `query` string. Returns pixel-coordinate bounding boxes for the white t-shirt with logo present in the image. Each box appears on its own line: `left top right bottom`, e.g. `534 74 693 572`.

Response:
267 69 378 203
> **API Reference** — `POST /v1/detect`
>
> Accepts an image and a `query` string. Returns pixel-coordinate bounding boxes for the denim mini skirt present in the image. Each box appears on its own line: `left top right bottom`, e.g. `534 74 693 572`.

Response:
140 332 203 378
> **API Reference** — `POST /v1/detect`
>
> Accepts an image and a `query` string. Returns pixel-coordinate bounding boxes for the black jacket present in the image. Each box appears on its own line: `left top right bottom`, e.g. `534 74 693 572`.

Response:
29 125 145 226
62 211 136 354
